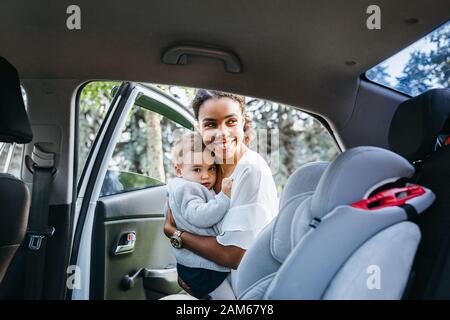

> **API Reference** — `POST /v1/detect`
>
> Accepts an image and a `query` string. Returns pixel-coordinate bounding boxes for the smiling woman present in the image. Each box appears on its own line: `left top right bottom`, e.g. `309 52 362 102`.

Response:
164 89 279 299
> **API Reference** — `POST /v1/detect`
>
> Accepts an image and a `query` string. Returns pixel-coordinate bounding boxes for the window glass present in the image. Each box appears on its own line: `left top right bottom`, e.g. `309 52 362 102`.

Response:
155 85 339 194
79 83 339 196
100 103 190 197
366 20 450 96
78 81 120 182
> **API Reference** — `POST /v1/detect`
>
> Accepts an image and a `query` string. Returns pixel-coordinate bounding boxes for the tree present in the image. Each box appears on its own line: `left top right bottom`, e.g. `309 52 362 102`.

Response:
78 81 118 179
397 23 450 96
366 65 391 87
145 112 165 182
246 98 338 193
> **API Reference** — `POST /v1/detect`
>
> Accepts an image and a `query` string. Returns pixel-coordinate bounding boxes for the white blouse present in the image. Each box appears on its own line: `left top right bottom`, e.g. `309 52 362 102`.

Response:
216 149 279 249
206 149 279 298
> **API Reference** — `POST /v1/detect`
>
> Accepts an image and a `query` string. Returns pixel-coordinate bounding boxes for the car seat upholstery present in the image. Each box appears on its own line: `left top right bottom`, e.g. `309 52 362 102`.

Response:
0 56 33 285
161 162 329 300
389 88 450 299
235 146 435 300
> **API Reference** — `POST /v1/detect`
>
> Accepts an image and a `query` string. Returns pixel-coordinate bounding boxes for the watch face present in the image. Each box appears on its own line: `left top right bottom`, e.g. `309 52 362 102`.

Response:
170 237 181 248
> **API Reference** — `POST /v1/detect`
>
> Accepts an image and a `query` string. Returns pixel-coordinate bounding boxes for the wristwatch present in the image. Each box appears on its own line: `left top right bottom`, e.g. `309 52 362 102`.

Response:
170 229 184 249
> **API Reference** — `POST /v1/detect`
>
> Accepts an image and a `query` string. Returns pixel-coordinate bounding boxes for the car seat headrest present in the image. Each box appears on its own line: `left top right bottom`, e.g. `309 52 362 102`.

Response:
271 162 328 263
311 146 414 219
388 89 450 162
0 56 33 144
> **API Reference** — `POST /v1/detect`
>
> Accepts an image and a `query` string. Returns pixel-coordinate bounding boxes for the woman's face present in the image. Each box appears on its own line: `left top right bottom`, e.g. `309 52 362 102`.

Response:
197 97 245 162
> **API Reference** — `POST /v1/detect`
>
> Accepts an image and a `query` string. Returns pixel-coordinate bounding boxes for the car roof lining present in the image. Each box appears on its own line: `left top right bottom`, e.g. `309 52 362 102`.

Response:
1 0 448 131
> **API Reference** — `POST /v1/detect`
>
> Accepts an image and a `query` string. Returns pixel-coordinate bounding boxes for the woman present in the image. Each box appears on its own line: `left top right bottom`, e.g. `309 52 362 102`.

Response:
164 89 278 299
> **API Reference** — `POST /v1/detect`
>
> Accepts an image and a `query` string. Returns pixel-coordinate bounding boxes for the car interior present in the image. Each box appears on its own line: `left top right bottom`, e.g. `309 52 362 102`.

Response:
0 0 449 300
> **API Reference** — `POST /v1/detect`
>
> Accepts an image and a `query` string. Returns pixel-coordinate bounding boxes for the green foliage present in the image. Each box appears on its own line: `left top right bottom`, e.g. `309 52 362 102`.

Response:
111 107 149 174
78 81 119 179
246 99 338 193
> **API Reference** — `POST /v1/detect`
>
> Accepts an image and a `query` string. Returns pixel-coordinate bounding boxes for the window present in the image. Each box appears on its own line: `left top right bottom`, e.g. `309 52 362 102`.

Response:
145 86 339 194
366 20 450 96
154 86 338 194
79 83 338 197
245 98 339 194
0 86 28 178
78 81 120 182
0 143 24 177
100 98 190 197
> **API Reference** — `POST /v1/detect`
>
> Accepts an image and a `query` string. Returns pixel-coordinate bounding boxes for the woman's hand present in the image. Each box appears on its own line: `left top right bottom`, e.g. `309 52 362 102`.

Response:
221 177 233 198
164 205 177 238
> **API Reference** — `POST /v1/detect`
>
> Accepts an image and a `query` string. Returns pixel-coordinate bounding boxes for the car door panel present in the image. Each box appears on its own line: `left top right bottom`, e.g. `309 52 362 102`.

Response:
91 185 182 300
74 82 194 300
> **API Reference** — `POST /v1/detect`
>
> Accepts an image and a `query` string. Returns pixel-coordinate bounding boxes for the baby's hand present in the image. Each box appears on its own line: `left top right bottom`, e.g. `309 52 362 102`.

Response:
221 177 233 198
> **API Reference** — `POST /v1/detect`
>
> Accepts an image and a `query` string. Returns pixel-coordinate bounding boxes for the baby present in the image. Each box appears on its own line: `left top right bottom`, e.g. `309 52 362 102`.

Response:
166 132 233 299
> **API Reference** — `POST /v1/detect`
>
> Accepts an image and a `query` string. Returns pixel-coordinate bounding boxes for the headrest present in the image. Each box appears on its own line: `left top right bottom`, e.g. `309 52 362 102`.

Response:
311 146 414 219
271 162 328 263
389 89 450 161
278 161 328 210
0 57 33 143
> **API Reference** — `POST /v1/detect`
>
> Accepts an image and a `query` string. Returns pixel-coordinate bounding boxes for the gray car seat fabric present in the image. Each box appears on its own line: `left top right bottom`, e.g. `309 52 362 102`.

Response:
323 222 420 300
235 146 435 300
235 162 328 298
310 147 415 218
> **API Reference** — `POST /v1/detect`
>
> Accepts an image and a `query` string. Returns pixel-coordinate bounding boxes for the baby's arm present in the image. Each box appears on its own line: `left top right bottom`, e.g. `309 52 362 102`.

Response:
176 180 232 228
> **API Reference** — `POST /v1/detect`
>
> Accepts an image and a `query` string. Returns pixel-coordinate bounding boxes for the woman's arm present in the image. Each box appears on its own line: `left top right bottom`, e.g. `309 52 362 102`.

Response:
164 207 244 269
181 232 245 270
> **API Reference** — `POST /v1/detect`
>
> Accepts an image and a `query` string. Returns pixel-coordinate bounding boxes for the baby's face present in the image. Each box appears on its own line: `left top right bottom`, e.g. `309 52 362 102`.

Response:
175 151 217 189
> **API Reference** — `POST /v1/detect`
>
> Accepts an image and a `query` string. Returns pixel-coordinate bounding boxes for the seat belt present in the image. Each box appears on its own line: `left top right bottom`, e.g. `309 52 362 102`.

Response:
24 145 56 300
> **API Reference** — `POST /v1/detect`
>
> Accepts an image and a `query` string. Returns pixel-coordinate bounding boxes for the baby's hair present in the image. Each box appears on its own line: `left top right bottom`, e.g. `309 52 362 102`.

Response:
171 131 212 166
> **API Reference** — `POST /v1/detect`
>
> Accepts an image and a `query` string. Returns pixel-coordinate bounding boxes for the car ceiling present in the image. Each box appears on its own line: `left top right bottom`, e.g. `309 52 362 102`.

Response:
0 0 449 130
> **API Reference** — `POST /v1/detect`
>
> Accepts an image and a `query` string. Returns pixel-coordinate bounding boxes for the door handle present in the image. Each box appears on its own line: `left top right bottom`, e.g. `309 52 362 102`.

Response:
121 268 145 290
112 231 136 256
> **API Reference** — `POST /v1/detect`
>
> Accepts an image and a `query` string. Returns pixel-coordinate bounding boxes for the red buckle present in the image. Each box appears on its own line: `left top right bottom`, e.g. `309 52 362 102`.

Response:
351 185 425 210
445 136 450 146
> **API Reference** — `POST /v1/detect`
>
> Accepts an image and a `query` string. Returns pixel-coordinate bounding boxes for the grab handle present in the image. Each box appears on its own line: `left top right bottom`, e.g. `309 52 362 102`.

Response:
162 45 242 73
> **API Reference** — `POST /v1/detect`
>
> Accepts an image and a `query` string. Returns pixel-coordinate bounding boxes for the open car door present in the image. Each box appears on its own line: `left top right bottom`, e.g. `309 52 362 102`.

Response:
70 82 195 299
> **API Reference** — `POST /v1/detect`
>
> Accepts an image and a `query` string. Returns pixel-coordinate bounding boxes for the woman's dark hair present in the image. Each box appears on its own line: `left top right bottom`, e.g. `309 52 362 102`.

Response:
192 89 255 145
